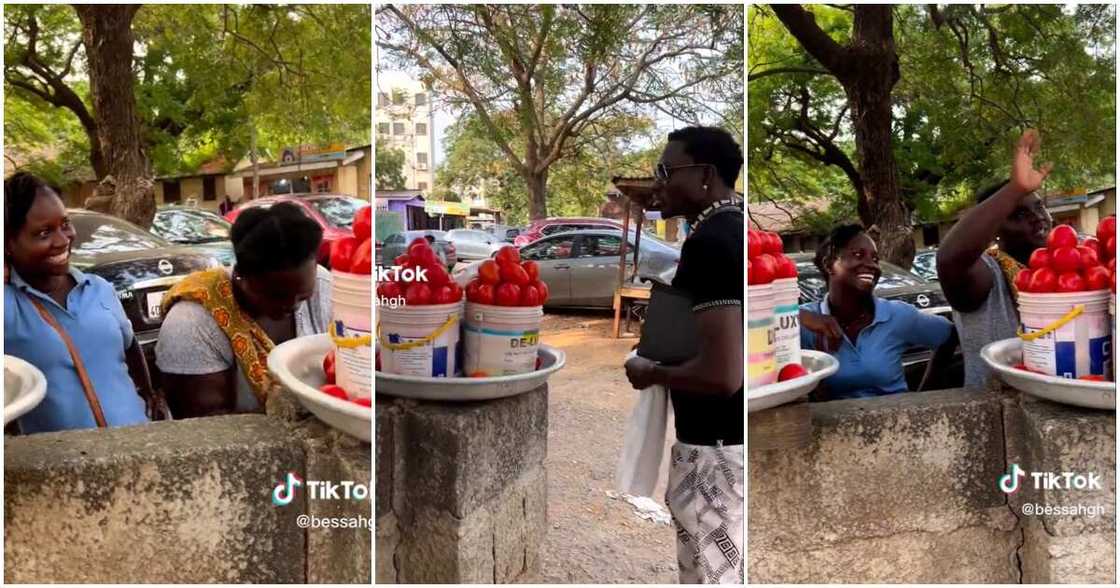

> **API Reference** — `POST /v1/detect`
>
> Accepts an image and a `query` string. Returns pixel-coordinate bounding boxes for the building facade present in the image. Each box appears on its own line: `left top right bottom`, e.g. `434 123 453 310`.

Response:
376 78 436 194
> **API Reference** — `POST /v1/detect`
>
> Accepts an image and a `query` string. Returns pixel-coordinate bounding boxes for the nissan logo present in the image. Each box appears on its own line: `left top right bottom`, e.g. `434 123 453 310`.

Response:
916 294 930 307
158 259 174 275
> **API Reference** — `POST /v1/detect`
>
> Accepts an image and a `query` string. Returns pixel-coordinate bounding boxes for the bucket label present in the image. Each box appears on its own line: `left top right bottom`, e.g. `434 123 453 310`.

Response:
747 315 776 386
334 320 371 398
385 333 454 377
1021 310 1112 379
463 325 539 376
773 303 801 369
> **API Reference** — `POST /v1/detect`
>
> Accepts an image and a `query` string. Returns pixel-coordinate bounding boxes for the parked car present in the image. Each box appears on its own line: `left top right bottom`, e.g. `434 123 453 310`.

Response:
910 249 938 282
69 210 223 380
790 252 962 390
224 193 367 268
513 217 627 246
446 228 504 261
453 229 681 308
150 206 236 266
380 230 457 270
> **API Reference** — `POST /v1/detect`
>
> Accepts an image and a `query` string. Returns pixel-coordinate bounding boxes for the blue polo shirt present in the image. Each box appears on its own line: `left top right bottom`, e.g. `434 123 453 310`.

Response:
799 296 953 400
5 268 149 433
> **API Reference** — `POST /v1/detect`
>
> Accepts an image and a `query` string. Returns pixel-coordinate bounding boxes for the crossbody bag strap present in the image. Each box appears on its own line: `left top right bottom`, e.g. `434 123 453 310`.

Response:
27 297 108 428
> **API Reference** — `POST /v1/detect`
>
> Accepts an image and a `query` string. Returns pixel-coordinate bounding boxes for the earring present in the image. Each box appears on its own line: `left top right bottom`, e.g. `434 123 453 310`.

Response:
703 184 708 191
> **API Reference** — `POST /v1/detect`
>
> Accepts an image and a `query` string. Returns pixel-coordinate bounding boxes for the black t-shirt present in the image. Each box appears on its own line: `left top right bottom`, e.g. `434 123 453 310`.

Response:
669 207 744 445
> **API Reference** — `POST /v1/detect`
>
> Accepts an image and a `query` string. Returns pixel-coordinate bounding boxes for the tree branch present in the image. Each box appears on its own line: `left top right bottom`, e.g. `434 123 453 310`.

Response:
771 4 851 80
747 66 829 81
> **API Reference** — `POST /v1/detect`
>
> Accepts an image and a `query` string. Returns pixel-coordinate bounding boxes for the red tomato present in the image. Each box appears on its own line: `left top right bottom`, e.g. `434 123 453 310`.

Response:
466 279 483 302
1014 269 1033 293
475 283 496 305
323 350 336 385
351 397 372 407
495 246 521 266
432 285 458 304
500 262 531 286
350 239 373 274
352 206 372 242
1109 257 1116 276
1028 248 1051 270
775 255 798 279
425 263 451 287
747 230 763 259
533 279 550 304
1056 271 1085 293
1079 375 1106 382
520 283 543 306
522 260 540 282
750 254 778 285
495 282 521 306
1082 236 1101 256
320 384 347 400
409 237 429 249
1048 225 1078 251
478 260 501 284
764 232 784 255
404 283 433 305
408 242 437 266
1106 236 1117 261
377 281 402 299
393 254 409 267
1097 215 1116 244
1085 266 1112 291
1051 246 1081 273
778 364 808 381
330 237 360 271
1077 245 1100 269
747 259 754 284
448 283 463 302
1029 267 1058 293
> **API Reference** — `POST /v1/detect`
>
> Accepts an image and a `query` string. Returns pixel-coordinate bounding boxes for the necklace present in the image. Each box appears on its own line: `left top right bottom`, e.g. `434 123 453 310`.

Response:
689 197 742 234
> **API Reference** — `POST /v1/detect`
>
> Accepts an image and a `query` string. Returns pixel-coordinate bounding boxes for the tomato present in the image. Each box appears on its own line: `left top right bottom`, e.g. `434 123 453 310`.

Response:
495 282 521 306
352 206 372 243
1014 269 1033 293
377 281 402 300
1056 271 1085 293
466 279 483 302
775 255 798 279
475 283 496 305
408 241 437 266
393 254 409 267
425 263 451 287
1085 266 1111 291
520 283 543 306
1048 224 1078 251
1011 363 1031 372
750 254 778 285
534 279 550 304
1028 248 1051 270
500 261 531 286
495 245 521 266
747 230 763 259
1109 258 1116 275
778 364 808 381
1079 375 1106 382
1097 215 1116 244
432 285 458 304
1051 246 1081 273
478 260 501 284
320 384 348 400
404 283 433 305
764 232 784 255
323 350 336 385
409 237 429 249
350 239 373 274
1082 236 1101 257
1077 245 1100 269
330 237 360 271
1106 236 1116 261
1029 267 1058 293
522 260 540 282
351 397 372 407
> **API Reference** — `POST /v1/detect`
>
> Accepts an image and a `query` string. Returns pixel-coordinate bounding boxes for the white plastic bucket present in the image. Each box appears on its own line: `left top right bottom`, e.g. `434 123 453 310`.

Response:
378 300 464 378
1019 290 1112 379
330 271 372 399
463 302 543 376
771 278 801 371
747 284 777 388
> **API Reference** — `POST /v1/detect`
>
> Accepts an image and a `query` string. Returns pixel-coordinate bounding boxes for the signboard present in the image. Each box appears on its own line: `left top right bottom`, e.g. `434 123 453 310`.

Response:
424 201 470 216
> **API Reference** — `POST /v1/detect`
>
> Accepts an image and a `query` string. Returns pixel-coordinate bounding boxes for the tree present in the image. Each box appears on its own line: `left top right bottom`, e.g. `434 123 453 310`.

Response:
378 4 742 220
749 4 1115 268
376 143 407 190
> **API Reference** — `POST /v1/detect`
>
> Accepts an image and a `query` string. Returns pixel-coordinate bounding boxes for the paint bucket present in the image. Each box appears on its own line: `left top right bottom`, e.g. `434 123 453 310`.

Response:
330 271 373 399
377 300 464 378
1018 290 1112 379
748 283 777 388
771 278 801 371
462 302 543 376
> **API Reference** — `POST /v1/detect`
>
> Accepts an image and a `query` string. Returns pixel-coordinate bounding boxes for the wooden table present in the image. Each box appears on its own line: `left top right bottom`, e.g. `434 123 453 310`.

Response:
612 285 651 338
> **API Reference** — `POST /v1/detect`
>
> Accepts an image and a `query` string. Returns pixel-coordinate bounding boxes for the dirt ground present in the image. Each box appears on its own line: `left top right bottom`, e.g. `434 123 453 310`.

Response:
534 310 678 584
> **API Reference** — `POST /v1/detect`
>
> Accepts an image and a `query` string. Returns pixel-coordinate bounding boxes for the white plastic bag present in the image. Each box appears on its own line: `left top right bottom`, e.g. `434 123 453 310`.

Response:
616 350 671 498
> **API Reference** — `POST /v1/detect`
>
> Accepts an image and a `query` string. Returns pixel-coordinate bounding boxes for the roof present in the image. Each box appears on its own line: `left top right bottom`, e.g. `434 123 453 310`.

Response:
747 198 838 232
375 190 424 200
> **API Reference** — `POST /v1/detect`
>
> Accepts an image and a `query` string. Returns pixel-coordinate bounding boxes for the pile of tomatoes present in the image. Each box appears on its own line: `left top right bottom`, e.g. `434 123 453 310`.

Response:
376 239 464 305
319 350 371 406
747 229 798 285
465 246 550 306
1014 218 1115 294
328 206 373 274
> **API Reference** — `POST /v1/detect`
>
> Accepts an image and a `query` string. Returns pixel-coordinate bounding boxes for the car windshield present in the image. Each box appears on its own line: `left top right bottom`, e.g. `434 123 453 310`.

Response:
310 197 366 229
912 253 938 279
72 213 169 254
153 210 230 243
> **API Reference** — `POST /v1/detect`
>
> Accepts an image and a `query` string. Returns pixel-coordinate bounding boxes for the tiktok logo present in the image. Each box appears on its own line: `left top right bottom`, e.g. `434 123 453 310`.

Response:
272 472 304 506
999 463 1026 494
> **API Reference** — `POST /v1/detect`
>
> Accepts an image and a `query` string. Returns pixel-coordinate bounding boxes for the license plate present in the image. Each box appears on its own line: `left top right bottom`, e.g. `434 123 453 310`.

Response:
146 291 166 320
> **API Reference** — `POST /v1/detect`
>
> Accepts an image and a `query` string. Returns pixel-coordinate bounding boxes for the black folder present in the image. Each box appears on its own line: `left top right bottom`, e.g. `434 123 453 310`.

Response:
636 282 699 365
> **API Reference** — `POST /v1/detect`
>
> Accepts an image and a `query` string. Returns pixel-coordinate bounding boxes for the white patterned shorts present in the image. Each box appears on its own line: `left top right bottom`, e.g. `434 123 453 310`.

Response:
665 442 744 584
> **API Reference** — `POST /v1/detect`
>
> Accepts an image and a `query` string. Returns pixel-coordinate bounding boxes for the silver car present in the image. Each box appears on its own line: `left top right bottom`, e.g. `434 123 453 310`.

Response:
453 229 681 308
446 228 503 262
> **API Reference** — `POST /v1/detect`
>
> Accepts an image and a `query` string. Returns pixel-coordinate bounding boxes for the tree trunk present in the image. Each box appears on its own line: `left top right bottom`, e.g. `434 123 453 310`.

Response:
526 169 548 220
74 5 155 228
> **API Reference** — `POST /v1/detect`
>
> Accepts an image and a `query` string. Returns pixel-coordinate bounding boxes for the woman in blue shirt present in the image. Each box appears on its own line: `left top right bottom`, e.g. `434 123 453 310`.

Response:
799 224 958 400
4 173 163 433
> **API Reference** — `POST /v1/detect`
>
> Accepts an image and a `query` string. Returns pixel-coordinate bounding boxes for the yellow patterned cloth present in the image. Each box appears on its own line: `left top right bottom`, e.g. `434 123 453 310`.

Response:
987 246 1026 303
161 268 275 405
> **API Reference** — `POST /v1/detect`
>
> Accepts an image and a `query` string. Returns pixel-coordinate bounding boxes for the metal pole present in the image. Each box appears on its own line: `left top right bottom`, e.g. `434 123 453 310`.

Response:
618 200 631 289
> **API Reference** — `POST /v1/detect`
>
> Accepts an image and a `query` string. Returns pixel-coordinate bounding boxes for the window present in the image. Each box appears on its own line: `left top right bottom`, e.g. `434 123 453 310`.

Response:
393 122 405 135
522 236 576 261
418 182 428 191
579 235 623 258
203 176 216 201
416 122 427 135
416 152 428 165
378 123 390 135
415 93 427 106
378 93 389 107
163 180 181 203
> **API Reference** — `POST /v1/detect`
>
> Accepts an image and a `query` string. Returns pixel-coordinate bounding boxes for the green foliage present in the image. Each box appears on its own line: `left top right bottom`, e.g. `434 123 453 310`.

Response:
375 143 407 191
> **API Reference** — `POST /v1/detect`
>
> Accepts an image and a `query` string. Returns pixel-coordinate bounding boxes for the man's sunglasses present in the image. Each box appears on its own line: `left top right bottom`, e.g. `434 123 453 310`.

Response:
654 162 713 183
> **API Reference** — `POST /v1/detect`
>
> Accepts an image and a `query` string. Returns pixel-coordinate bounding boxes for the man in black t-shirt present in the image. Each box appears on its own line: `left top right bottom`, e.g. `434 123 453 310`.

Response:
624 126 743 584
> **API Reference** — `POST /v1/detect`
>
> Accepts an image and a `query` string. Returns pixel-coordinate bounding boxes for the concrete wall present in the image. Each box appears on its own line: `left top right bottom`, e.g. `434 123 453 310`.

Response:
748 387 1115 584
4 388 371 584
